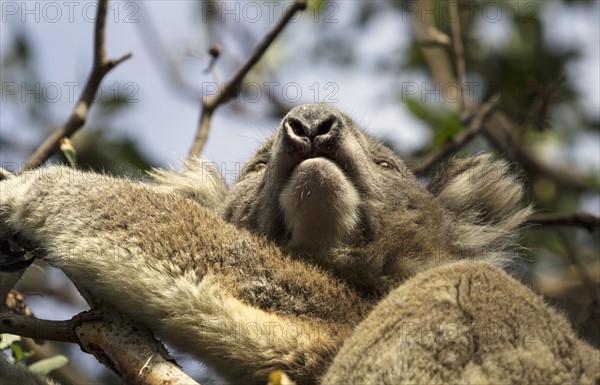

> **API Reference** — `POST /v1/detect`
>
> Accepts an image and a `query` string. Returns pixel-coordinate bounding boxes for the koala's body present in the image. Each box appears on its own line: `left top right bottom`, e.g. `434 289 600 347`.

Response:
1 104 598 384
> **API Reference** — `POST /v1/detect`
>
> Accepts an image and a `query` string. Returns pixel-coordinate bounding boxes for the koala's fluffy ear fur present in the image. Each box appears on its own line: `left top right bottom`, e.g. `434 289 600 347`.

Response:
428 154 533 263
148 157 228 209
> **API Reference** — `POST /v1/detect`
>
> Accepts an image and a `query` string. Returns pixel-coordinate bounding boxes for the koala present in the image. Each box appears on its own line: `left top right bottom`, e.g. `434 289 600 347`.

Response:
1 104 596 384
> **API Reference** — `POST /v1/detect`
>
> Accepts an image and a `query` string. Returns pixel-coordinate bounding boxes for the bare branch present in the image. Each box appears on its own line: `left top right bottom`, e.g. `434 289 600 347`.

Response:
75 311 201 385
448 0 466 115
188 0 307 158
527 212 600 232
0 313 79 343
482 111 589 191
18 0 132 174
556 229 599 304
413 95 499 176
521 77 565 131
0 310 201 385
412 0 456 109
417 25 451 47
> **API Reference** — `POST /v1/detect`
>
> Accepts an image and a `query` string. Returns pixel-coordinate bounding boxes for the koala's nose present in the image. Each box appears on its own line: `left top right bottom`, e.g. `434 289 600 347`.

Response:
283 108 340 143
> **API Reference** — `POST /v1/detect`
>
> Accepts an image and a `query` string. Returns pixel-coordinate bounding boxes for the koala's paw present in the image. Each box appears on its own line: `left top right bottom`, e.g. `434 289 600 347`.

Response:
0 238 34 272
1 172 25 232
0 169 37 271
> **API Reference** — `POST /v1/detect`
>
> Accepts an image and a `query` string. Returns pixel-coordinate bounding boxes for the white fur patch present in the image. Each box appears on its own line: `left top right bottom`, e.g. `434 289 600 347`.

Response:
279 158 360 249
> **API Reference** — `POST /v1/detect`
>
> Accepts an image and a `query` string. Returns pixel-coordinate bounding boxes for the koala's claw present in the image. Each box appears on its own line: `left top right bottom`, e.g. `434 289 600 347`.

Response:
0 167 15 181
0 238 35 272
72 309 104 326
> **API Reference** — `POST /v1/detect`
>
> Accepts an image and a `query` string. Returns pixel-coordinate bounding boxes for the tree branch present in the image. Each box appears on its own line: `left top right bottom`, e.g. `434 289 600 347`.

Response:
556 229 599 305
526 212 600 232
18 0 131 174
448 0 466 115
482 111 589 191
413 0 457 110
75 311 201 385
0 310 201 385
0 313 79 343
188 0 307 158
413 95 499 176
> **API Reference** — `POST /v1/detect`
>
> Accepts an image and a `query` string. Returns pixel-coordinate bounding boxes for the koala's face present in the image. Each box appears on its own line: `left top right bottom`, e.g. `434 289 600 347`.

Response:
223 104 444 263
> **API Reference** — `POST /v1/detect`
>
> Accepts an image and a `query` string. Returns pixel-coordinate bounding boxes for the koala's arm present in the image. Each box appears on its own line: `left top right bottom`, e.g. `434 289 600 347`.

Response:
0 167 364 384
323 262 600 385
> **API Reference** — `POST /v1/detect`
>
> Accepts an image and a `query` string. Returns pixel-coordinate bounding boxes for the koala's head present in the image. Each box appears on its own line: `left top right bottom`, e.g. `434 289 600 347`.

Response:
223 104 415 250
221 104 531 289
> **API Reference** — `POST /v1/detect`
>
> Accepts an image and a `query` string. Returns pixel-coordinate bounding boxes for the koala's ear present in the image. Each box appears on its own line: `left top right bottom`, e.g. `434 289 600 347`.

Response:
427 154 532 230
148 157 228 209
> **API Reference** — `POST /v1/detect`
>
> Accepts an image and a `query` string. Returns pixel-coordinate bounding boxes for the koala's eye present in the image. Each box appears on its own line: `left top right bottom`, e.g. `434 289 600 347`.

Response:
251 161 267 172
377 160 395 170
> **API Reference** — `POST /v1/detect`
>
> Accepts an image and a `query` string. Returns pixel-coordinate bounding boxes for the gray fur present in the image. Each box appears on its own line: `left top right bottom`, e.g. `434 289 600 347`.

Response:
1 104 595 384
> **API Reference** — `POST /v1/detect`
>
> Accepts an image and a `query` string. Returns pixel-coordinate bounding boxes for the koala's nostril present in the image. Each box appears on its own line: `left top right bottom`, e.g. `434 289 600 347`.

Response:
287 118 307 138
284 114 338 141
315 116 336 138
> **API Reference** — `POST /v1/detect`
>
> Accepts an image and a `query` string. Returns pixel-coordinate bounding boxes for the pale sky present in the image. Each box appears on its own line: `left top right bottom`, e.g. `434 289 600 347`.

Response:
2 1 596 173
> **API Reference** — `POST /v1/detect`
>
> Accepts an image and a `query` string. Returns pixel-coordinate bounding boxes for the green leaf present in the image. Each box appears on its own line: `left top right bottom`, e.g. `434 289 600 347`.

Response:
9 342 24 361
0 334 21 350
403 97 462 152
404 98 431 121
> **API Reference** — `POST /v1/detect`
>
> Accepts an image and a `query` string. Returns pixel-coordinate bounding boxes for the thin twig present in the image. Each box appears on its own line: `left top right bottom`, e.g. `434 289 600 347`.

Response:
188 0 307 158
526 212 600 232
482 111 589 191
521 77 565 131
448 0 466 115
18 0 131 174
413 95 499 176
412 0 455 96
556 229 599 303
417 25 451 47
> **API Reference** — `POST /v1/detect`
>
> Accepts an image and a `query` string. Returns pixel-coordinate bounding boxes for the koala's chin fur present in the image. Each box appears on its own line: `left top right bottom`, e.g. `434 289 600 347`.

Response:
279 157 361 250
1 104 598 384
